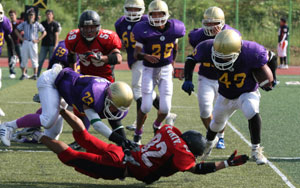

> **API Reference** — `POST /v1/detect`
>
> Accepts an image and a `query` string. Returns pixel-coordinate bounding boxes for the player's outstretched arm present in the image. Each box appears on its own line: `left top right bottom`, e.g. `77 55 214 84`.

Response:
60 109 85 132
189 150 249 175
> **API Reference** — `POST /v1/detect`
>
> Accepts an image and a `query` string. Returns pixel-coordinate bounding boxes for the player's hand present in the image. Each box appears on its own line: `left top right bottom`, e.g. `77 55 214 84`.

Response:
144 54 160 64
123 149 140 166
9 55 18 67
182 80 194 95
261 85 273 91
226 150 249 167
32 94 40 103
121 138 140 152
84 51 104 66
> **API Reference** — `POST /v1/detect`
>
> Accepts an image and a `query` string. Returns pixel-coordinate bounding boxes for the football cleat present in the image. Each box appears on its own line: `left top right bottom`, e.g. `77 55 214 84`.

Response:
126 120 137 131
11 127 42 141
133 134 141 145
201 137 218 161
68 141 82 151
165 113 177 126
216 138 226 149
251 147 268 165
0 122 14 146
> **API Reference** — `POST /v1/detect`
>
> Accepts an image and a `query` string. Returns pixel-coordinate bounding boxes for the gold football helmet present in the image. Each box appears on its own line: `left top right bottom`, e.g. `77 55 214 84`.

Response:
202 6 225 36
0 4 4 22
212 30 242 71
104 81 133 120
124 0 145 22
148 0 170 27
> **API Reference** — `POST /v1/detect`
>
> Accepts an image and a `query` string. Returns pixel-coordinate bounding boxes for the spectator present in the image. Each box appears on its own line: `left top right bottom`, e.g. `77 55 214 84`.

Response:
8 9 23 79
15 9 46 80
37 9 60 77
277 18 289 69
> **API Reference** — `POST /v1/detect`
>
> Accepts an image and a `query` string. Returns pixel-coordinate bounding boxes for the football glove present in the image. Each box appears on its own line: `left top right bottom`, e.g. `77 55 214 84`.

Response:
260 85 273 92
32 94 40 103
84 51 105 67
9 55 18 67
123 149 140 166
225 150 249 167
182 80 194 95
109 131 140 152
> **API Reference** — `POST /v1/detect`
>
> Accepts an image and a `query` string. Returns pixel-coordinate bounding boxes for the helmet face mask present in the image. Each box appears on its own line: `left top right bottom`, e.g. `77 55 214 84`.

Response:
103 97 127 120
124 0 145 22
212 30 242 71
202 6 225 36
148 0 169 27
79 10 101 41
0 3 4 22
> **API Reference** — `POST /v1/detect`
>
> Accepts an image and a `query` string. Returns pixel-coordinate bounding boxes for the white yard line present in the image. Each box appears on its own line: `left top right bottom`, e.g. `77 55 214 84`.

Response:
227 121 296 188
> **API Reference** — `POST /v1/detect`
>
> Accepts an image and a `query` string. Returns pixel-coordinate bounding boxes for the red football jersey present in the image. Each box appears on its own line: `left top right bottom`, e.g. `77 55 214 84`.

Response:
65 29 122 82
128 125 196 182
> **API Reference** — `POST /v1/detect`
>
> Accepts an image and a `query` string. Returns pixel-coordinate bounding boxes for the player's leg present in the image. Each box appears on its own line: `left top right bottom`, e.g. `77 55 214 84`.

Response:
154 64 173 132
37 46 48 77
202 95 236 159
134 66 154 144
238 90 267 165
127 60 143 131
282 41 288 69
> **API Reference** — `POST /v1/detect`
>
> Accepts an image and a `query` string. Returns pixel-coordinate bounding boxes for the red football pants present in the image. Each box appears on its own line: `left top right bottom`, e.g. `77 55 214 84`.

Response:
57 129 126 179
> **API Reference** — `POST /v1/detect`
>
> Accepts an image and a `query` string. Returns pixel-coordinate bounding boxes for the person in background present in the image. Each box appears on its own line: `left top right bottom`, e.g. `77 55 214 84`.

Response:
37 9 60 77
8 9 23 79
15 9 46 80
277 18 289 69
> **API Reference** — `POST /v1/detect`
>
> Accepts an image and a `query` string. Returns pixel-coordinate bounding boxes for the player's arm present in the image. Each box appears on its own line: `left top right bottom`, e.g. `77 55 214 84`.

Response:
181 55 197 95
172 39 179 65
84 48 122 66
133 41 159 64
252 64 274 91
68 51 77 70
188 150 249 175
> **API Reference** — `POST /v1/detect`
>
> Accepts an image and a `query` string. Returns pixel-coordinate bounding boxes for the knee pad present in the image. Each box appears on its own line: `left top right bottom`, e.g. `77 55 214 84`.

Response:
141 93 153 113
210 119 226 133
199 103 212 118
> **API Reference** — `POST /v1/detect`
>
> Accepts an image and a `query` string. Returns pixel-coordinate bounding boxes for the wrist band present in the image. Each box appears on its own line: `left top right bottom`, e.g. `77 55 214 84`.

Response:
224 160 229 168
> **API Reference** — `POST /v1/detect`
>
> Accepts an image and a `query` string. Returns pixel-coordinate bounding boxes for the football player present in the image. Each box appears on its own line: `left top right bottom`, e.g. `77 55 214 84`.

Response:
191 30 273 165
32 108 249 184
182 7 241 149
114 0 176 131
65 10 122 83
0 3 18 117
0 65 137 156
132 0 185 144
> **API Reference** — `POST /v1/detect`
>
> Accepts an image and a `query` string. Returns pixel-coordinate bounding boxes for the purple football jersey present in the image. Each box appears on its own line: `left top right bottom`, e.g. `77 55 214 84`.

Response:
193 40 268 99
115 15 148 68
54 68 127 120
48 40 69 69
133 19 185 67
0 16 13 55
188 24 241 80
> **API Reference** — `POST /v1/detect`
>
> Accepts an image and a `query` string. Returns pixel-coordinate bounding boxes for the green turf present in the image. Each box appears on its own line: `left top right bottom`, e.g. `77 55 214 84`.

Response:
0 68 299 187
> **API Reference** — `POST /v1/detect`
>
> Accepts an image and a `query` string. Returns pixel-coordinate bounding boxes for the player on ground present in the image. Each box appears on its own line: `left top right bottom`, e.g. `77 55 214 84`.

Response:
115 0 176 131
0 3 17 117
32 108 248 184
132 0 185 144
0 66 138 160
191 30 273 165
182 6 240 149
65 10 122 83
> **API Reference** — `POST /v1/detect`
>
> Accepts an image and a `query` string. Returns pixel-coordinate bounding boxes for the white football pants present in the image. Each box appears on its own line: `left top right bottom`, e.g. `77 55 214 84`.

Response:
131 60 143 100
37 64 63 139
197 75 218 118
210 90 261 132
141 64 173 114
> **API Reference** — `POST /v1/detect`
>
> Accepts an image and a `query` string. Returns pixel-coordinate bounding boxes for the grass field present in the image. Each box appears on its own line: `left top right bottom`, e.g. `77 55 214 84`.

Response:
0 68 299 188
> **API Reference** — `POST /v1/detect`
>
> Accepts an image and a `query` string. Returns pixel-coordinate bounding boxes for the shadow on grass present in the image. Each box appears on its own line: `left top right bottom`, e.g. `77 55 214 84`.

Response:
1 181 146 188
